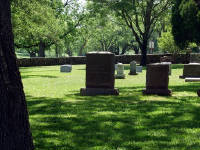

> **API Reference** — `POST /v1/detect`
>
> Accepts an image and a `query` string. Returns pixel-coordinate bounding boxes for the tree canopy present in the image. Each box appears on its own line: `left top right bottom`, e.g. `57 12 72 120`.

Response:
172 0 200 49
88 0 172 65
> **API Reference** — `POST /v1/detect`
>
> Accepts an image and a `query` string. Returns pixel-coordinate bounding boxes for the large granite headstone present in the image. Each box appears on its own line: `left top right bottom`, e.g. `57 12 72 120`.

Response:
115 63 125 79
80 52 119 96
129 61 137 75
143 63 171 96
180 63 200 78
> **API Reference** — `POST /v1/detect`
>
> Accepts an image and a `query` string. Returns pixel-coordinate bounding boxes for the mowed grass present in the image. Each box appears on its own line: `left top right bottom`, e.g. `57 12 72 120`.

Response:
20 64 200 150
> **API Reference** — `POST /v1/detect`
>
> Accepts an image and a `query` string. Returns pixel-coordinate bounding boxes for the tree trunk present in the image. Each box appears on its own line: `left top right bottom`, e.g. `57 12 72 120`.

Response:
55 45 59 57
121 44 129 55
0 0 34 149
78 39 87 56
133 46 139 54
38 41 45 57
140 40 148 66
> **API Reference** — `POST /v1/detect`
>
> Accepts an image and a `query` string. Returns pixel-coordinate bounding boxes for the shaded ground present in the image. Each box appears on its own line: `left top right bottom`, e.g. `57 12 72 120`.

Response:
20 64 200 150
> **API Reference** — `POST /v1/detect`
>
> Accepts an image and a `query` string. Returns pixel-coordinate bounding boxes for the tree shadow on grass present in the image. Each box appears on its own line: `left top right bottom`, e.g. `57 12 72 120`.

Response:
21 74 58 79
26 87 200 150
169 83 200 93
20 66 59 73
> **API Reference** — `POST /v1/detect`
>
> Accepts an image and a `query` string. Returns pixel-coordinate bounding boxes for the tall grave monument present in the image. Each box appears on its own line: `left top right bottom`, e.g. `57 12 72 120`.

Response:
143 63 171 96
80 52 119 96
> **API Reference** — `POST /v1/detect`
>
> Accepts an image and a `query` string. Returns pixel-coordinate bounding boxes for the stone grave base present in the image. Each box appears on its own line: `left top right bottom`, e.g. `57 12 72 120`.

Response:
115 74 125 79
129 71 138 75
197 90 200 97
143 88 171 96
180 75 200 79
185 78 200 82
80 88 119 96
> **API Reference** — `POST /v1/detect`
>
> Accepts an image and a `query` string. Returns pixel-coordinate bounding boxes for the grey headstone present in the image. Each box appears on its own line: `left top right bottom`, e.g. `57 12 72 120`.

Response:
60 65 72 72
115 63 125 79
136 66 143 73
129 61 137 75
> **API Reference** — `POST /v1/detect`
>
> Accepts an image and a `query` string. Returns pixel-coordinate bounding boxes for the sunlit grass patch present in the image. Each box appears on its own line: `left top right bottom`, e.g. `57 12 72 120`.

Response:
20 64 200 150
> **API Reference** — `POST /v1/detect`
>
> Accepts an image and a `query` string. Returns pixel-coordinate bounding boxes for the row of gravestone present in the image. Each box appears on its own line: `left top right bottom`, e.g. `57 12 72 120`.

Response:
160 55 200 96
79 52 171 96
179 54 200 97
60 52 200 97
114 61 142 79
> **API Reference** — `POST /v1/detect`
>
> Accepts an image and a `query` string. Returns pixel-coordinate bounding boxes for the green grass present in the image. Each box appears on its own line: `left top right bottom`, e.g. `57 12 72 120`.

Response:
20 64 200 150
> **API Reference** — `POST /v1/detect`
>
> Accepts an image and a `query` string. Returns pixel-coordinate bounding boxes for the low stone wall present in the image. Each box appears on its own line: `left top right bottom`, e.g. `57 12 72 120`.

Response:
17 54 192 67
17 56 86 67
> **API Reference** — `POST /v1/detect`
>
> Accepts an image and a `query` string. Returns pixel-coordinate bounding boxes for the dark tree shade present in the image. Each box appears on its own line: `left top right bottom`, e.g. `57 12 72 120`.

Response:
172 0 200 49
0 0 34 149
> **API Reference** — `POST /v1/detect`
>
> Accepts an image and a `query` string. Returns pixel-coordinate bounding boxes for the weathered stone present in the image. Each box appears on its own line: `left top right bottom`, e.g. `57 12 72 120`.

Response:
180 63 200 78
129 61 137 75
115 63 125 79
60 65 72 72
143 63 171 96
136 66 143 73
80 52 119 96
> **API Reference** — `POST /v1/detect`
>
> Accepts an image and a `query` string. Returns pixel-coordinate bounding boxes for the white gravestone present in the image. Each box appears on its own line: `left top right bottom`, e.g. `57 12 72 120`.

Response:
60 65 72 73
129 61 137 75
115 63 125 79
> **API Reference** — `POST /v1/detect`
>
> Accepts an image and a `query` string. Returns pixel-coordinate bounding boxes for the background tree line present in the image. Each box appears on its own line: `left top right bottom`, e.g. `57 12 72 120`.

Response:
11 0 200 65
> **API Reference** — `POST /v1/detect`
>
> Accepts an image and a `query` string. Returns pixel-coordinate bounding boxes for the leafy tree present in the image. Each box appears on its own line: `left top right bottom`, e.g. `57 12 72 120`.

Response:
12 0 85 57
158 27 181 54
172 0 200 49
0 0 34 149
89 0 172 65
11 0 66 57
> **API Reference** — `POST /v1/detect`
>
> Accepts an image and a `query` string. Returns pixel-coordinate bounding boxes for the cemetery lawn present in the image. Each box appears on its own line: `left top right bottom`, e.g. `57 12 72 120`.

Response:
20 64 200 150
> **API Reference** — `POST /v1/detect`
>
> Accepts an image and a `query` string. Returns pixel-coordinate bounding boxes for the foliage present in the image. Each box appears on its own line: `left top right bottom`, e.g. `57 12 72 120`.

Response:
11 0 65 48
158 27 181 54
11 0 85 57
88 0 172 65
172 0 200 49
